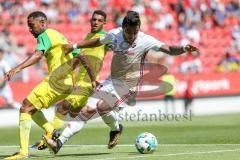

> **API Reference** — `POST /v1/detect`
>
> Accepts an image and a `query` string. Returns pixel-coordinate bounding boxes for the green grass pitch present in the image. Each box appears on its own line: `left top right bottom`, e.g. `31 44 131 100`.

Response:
1 114 240 160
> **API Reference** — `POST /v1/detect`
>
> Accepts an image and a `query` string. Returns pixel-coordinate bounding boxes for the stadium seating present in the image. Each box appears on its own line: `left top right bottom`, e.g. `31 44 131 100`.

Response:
9 25 234 73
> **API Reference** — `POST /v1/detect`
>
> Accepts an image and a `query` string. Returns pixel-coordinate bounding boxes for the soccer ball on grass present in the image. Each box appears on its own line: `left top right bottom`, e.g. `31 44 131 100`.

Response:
135 132 158 154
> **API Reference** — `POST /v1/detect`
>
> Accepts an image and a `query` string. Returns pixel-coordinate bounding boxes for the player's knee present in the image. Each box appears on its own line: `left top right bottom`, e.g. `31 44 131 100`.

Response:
83 106 97 118
20 99 36 114
96 100 104 112
61 100 71 109
78 106 95 121
20 106 27 113
86 106 96 115
56 106 68 116
96 100 111 115
56 101 70 115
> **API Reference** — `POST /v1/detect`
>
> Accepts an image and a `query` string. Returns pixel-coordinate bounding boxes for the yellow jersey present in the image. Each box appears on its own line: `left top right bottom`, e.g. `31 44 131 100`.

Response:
36 28 75 92
77 29 107 83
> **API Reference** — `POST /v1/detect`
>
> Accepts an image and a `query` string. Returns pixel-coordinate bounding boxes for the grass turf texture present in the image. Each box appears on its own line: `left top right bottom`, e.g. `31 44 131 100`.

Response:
0 114 240 160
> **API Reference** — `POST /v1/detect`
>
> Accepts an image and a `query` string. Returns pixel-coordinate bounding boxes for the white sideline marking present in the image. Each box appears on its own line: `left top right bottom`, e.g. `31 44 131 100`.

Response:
94 148 240 160
1 144 240 148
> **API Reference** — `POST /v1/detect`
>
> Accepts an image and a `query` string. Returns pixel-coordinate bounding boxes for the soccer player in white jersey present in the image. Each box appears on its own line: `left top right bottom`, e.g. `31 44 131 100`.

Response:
44 11 199 154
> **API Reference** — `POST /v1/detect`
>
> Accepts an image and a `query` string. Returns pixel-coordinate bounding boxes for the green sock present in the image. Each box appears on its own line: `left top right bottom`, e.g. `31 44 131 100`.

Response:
32 111 54 134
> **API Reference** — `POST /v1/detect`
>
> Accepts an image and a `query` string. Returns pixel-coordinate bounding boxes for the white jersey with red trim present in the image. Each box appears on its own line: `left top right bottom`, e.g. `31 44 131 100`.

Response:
100 27 165 89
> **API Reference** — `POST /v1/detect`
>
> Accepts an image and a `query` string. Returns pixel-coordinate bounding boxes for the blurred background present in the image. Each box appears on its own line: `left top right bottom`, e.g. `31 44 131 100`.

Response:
0 0 240 126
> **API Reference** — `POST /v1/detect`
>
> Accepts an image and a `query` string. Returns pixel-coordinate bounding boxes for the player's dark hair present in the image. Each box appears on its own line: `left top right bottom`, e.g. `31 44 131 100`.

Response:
28 11 47 20
122 11 141 28
93 10 107 21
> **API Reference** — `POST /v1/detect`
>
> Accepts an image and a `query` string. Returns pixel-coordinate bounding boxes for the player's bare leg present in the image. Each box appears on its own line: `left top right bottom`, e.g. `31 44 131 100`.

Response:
45 98 123 153
97 100 123 149
44 106 96 154
52 100 71 128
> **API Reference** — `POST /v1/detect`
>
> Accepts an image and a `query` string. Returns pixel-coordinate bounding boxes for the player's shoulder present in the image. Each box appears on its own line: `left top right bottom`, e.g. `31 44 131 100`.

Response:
85 29 106 40
44 28 63 37
138 31 151 39
108 27 122 35
44 28 68 43
37 28 54 39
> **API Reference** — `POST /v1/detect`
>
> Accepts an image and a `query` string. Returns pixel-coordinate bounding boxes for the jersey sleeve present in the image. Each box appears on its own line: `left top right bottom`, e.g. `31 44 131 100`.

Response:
99 32 115 45
99 28 120 45
35 32 51 53
143 34 165 52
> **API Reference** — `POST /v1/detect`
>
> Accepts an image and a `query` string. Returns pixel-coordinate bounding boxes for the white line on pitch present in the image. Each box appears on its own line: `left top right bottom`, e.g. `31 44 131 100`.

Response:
1 144 240 148
94 148 240 160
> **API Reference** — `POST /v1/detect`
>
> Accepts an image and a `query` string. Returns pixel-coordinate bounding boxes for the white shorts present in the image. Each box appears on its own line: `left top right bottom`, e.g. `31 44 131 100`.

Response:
87 79 132 111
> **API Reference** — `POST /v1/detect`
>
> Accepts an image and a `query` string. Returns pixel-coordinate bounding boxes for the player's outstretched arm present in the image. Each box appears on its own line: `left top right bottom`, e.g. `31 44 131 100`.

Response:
64 38 102 55
77 55 97 88
72 54 97 88
158 44 199 56
5 50 43 81
64 33 114 54
72 56 81 90
77 38 103 48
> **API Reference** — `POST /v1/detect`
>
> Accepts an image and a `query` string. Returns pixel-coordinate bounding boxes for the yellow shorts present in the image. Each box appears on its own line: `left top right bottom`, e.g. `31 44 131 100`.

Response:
65 81 93 109
65 94 88 109
27 78 72 110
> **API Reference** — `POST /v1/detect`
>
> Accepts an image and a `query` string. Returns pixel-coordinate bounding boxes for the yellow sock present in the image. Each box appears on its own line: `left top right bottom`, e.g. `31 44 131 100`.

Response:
32 111 54 134
19 113 31 155
51 112 65 130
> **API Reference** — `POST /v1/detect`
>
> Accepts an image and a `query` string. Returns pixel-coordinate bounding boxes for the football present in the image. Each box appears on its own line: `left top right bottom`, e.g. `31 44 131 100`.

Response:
135 132 158 154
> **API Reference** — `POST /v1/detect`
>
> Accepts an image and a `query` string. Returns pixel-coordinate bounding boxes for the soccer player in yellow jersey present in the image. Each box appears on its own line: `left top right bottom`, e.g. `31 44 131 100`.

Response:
54 10 107 125
63 10 107 117
3 11 96 159
32 10 108 150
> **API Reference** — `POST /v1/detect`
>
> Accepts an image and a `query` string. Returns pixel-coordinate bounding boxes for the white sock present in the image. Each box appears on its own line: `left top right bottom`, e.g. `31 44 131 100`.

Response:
59 119 86 144
101 110 120 131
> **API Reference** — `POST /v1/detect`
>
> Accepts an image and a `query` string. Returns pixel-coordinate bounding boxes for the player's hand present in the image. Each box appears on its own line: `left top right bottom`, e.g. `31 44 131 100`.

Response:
4 68 19 81
184 44 200 55
91 80 100 89
63 43 74 55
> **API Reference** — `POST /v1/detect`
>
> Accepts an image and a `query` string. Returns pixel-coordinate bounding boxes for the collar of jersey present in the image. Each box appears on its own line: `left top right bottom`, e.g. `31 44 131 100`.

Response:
37 28 48 38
